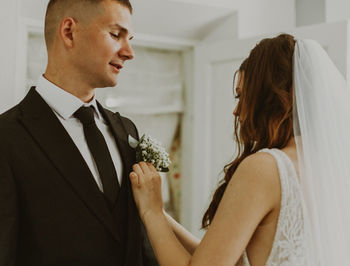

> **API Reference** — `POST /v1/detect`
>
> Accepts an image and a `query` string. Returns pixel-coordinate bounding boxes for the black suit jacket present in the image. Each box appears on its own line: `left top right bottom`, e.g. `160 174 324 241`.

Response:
0 88 158 266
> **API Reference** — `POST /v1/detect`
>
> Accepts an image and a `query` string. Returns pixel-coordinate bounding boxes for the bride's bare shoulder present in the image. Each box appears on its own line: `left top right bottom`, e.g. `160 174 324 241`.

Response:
236 151 278 178
229 152 281 201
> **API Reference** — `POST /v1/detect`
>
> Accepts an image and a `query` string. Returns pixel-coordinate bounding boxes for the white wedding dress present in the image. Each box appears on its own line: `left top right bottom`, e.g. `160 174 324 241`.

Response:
237 148 308 266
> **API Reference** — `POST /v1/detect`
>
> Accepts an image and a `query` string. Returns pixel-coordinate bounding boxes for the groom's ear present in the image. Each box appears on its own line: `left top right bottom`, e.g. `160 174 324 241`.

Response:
59 17 77 49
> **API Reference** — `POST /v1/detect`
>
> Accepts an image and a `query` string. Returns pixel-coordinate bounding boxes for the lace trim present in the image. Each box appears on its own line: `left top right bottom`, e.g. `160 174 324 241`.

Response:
264 149 306 265
238 149 306 266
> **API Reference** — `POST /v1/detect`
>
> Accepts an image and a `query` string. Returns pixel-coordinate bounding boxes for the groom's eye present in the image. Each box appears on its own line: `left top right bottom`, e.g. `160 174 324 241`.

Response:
110 33 120 39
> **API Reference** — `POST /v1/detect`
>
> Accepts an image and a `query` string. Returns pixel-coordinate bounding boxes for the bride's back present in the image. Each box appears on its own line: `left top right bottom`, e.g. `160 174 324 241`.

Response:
241 143 306 266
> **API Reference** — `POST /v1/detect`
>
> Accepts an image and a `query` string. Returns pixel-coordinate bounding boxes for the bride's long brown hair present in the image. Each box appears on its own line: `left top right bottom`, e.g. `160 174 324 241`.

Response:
202 34 296 228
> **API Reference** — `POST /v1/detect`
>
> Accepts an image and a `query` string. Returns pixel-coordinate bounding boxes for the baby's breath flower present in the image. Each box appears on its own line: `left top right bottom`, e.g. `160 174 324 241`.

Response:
133 134 171 172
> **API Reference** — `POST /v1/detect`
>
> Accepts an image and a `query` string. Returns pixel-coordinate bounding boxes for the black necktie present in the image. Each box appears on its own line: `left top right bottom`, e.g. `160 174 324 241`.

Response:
74 106 119 205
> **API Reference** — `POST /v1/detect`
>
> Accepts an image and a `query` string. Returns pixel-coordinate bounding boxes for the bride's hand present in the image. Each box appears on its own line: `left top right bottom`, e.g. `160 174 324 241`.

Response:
129 162 163 221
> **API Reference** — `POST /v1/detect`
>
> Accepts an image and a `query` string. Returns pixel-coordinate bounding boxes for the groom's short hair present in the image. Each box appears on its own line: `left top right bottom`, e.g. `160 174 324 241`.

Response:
44 0 132 50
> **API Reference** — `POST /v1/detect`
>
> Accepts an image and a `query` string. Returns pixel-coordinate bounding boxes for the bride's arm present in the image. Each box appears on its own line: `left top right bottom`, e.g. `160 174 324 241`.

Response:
130 152 280 266
164 211 200 255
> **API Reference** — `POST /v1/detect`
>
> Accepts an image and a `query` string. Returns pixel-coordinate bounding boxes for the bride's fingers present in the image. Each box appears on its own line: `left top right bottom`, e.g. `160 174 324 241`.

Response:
129 172 139 186
133 163 144 176
139 162 151 174
146 163 158 173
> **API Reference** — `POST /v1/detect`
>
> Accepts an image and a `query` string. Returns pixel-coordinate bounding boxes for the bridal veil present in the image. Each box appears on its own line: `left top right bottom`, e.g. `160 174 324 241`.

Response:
293 39 350 265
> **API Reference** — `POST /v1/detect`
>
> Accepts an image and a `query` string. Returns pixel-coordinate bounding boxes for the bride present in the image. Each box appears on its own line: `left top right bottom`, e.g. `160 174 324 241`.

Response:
129 34 350 265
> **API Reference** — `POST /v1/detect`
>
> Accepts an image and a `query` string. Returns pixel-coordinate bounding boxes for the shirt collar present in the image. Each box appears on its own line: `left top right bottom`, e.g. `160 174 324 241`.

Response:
35 75 103 120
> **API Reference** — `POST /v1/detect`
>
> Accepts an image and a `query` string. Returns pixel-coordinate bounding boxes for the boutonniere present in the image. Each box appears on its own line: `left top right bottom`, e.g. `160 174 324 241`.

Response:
128 134 171 172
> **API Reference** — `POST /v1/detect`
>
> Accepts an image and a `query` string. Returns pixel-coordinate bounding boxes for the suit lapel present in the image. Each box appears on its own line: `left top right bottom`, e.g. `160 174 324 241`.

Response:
97 102 136 183
19 88 122 244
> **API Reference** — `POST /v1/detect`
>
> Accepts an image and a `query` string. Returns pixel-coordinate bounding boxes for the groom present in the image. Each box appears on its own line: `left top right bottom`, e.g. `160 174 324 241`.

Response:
0 0 158 265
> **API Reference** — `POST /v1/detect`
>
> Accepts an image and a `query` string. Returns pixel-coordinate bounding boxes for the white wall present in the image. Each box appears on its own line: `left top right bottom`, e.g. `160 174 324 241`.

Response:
21 0 47 22
202 13 238 43
296 0 325 26
0 0 46 114
295 0 350 26
171 0 239 9
0 1 20 113
238 0 296 38
326 0 350 22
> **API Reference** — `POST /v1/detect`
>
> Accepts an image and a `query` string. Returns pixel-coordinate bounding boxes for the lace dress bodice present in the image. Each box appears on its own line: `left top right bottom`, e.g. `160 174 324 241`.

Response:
237 148 307 266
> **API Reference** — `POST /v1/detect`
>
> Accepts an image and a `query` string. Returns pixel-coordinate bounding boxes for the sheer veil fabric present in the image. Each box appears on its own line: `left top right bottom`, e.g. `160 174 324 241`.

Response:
293 39 350 265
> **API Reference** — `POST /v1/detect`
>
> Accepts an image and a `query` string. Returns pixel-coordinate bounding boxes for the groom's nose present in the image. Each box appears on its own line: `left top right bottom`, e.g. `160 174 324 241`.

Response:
119 39 134 61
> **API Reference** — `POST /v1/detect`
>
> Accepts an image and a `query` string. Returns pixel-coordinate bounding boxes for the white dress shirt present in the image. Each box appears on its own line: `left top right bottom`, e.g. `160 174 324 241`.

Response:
35 75 123 191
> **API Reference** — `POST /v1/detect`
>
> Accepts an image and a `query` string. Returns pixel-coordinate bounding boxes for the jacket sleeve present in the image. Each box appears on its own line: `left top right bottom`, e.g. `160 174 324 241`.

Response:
0 152 18 266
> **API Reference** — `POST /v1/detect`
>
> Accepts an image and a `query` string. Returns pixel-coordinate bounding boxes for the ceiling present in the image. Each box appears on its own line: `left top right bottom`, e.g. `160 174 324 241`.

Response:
131 0 235 41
